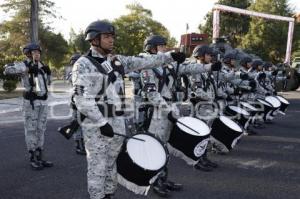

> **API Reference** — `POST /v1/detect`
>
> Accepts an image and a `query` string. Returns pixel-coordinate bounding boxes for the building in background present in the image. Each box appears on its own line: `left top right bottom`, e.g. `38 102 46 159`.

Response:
180 33 209 56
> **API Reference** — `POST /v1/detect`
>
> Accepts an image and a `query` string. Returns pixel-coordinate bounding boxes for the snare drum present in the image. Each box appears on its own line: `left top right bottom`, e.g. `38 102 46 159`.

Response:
224 105 250 129
210 116 243 153
276 95 289 115
168 117 210 165
117 133 168 195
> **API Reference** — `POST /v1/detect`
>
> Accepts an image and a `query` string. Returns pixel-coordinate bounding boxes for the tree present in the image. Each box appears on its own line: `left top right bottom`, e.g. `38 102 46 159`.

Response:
0 0 69 69
68 28 90 54
113 3 177 55
240 0 294 62
40 29 69 69
199 0 251 47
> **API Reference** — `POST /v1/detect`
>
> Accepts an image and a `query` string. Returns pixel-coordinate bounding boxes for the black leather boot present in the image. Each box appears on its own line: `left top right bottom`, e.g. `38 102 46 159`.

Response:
202 150 218 168
253 122 265 129
194 157 213 172
36 148 53 168
163 180 183 191
153 178 171 198
247 128 258 136
75 139 86 155
29 150 44 170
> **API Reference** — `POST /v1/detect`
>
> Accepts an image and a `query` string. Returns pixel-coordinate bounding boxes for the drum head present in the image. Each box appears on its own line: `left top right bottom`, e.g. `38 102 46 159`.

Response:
177 117 210 136
265 96 281 108
219 116 242 132
240 102 257 111
228 106 250 116
257 99 272 107
127 134 167 171
276 96 289 105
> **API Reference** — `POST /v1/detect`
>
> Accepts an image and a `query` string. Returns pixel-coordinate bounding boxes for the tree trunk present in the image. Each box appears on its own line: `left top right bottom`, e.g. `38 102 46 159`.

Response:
30 0 39 43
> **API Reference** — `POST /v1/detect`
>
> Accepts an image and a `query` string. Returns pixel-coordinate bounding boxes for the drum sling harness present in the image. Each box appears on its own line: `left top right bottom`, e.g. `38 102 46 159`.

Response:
23 60 49 109
59 51 125 139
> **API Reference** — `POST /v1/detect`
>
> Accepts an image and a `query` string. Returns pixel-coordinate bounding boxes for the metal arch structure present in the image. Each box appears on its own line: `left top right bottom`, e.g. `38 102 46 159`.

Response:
212 4 295 64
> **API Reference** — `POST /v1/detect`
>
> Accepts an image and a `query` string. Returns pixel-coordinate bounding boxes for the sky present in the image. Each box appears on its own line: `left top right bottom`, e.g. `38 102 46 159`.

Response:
1 0 300 44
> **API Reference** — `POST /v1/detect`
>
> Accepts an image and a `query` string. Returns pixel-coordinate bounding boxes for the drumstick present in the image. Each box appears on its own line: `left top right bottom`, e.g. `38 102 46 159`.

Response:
114 132 145 142
176 120 200 135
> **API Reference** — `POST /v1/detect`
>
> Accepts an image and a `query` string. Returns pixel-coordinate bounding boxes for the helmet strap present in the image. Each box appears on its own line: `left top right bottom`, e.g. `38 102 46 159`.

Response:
92 36 113 55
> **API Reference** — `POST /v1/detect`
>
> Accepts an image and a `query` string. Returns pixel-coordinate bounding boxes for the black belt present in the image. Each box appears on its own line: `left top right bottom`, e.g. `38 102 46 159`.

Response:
97 103 124 117
163 97 173 102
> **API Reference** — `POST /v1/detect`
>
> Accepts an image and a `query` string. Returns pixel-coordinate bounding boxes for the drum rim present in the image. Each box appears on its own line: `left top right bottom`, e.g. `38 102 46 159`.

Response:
219 116 243 132
276 95 289 104
177 116 210 136
126 133 169 171
257 98 272 107
240 102 258 111
228 105 250 116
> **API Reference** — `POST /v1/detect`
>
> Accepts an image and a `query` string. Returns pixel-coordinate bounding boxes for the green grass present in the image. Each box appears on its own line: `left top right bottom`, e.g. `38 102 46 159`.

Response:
0 90 23 100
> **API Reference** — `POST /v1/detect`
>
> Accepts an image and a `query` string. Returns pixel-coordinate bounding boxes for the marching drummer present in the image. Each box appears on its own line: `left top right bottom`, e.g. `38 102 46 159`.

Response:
69 53 87 155
186 45 220 171
71 20 185 199
140 36 220 196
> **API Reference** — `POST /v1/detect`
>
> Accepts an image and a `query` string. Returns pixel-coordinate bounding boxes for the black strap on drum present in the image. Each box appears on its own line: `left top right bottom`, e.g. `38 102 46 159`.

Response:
152 67 166 93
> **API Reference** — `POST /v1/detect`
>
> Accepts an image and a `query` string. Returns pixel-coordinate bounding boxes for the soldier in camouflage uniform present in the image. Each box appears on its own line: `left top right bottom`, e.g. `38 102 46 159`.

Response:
215 53 252 104
127 71 145 133
186 45 221 172
140 37 214 197
250 60 270 99
72 21 185 199
3 43 53 170
239 56 257 100
68 53 87 155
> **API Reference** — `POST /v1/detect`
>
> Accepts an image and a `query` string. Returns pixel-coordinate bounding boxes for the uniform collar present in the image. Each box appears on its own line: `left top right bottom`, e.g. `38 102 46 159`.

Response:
223 64 233 71
91 46 107 58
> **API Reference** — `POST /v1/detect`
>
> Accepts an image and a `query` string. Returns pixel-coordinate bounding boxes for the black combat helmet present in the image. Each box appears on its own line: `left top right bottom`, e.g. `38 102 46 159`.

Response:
144 35 167 52
251 60 264 70
240 56 252 66
223 53 236 64
263 62 273 70
22 43 31 55
24 43 42 53
85 20 115 41
192 45 213 58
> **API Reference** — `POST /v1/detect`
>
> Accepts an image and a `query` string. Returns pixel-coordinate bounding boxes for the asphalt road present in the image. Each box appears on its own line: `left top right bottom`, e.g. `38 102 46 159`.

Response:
0 100 300 199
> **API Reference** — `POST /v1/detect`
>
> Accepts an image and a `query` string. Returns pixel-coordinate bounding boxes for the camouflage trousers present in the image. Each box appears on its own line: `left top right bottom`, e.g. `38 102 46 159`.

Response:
73 128 83 141
148 108 173 143
72 111 83 141
82 116 125 199
23 101 48 151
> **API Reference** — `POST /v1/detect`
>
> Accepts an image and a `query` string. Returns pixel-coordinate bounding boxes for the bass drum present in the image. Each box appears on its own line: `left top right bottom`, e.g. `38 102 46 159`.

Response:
265 96 281 119
224 105 250 129
210 116 243 153
168 117 210 165
276 95 290 115
239 101 258 117
117 133 168 195
256 98 273 121
239 101 259 125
